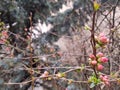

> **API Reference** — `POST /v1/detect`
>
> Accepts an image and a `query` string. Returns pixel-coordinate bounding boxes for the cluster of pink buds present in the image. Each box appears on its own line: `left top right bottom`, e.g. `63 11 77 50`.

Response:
95 33 109 47
0 31 8 44
100 75 109 85
89 52 108 71
89 52 109 85
89 32 109 86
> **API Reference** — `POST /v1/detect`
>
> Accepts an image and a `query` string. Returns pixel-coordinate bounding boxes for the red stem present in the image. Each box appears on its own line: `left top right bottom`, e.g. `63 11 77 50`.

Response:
91 10 98 78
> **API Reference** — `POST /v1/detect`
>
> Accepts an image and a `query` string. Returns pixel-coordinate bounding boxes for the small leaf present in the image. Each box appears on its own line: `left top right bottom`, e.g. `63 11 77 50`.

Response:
76 68 81 73
96 43 101 48
93 1 100 11
81 64 85 71
90 83 95 88
56 72 66 78
61 73 66 77
84 25 91 30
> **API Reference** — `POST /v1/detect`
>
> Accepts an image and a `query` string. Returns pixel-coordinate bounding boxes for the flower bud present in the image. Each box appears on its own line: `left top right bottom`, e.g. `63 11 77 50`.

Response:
102 77 108 82
99 75 104 80
41 74 47 77
91 60 97 65
97 64 104 70
89 54 95 60
99 33 105 37
97 52 104 57
99 36 108 44
104 75 108 79
44 71 49 76
100 57 108 63
105 81 110 85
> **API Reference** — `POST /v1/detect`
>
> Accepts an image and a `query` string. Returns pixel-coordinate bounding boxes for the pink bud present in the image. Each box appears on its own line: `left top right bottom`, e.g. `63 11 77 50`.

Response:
100 75 110 85
99 36 108 43
2 31 8 38
100 57 108 63
97 64 104 70
5 47 11 52
91 60 97 65
89 54 95 60
104 75 108 79
99 33 105 37
99 75 104 80
0 39 5 44
97 52 104 57
105 81 110 85
102 77 108 82
41 74 47 77
44 71 49 75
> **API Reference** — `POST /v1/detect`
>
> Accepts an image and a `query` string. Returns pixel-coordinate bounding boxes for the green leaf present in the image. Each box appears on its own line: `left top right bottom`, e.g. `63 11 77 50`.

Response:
93 1 100 11
81 64 85 71
84 25 91 30
96 43 101 48
88 75 101 84
76 68 81 73
90 83 96 88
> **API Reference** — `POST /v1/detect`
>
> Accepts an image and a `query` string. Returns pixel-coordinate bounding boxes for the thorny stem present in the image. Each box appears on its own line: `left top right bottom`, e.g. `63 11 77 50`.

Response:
90 3 102 90
91 11 98 78
91 1 101 90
